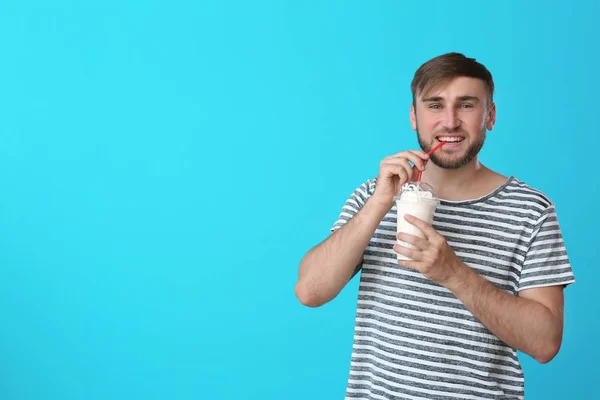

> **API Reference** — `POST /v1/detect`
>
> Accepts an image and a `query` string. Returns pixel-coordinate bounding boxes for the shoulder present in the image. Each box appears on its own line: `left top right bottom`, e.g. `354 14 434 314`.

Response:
506 178 553 205
351 178 378 197
502 177 556 216
366 178 378 195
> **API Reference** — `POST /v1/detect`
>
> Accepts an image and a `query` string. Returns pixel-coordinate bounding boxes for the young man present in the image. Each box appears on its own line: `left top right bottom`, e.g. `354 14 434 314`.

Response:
295 53 575 399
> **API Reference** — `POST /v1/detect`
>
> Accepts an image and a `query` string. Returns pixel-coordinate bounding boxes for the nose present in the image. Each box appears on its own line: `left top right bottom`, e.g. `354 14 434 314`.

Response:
443 108 461 131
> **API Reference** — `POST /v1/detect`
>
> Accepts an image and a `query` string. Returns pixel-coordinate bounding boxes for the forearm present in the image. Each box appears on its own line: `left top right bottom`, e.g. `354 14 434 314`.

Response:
295 198 390 307
447 262 563 363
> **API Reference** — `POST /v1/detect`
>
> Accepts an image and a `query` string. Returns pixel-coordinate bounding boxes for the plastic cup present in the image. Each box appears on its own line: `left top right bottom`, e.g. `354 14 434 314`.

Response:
394 182 439 261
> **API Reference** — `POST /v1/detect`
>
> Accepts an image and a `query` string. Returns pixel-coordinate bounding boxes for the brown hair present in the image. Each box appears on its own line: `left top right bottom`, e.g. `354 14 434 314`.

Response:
411 52 494 108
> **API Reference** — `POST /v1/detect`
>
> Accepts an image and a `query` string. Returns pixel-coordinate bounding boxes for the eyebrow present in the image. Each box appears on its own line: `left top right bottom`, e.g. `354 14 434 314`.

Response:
421 95 481 103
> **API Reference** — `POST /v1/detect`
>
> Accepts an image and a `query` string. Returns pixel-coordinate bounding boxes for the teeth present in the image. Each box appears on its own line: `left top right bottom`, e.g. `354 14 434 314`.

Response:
438 136 464 142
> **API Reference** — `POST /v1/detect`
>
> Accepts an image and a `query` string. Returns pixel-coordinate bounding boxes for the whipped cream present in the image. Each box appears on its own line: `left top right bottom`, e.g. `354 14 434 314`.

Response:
400 183 434 199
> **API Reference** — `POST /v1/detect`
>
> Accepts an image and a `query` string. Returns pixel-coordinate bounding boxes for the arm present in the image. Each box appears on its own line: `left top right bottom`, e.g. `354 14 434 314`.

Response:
294 197 389 307
295 150 431 308
395 214 565 364
446 264 564 363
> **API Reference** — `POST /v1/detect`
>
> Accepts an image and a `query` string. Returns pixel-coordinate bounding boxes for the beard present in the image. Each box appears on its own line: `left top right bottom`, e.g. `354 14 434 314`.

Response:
417 124 487 169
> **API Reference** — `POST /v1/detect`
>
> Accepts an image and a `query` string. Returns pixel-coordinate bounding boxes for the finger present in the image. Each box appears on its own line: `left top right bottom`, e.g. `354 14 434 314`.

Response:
407 149 430 161
390 158 416 178
381 163 410 184
389 153 427 171
394 243 423 261
399 159 417 176
396 232 428 250
409 164 420 181
387 151 429 170
404 214 438 239
382 159 416 181
398 259 420 271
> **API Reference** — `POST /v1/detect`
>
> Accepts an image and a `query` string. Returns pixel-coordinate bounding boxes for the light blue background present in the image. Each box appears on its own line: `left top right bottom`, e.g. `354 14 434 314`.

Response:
0 1 597 399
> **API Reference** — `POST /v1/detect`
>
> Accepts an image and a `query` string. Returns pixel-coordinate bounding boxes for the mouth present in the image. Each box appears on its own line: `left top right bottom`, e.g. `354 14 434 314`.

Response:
436 135 465 146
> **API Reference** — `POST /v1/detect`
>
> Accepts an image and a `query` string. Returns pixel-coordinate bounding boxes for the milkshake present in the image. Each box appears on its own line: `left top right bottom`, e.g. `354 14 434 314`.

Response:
394 182 439 261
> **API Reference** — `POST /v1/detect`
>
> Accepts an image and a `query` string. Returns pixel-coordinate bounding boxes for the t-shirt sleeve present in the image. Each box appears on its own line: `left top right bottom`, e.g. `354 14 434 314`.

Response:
518 204 575 291
330 179 375 233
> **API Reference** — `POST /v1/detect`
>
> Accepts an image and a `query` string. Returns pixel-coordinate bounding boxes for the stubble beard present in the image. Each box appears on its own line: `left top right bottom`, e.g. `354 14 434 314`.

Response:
416 122 487 169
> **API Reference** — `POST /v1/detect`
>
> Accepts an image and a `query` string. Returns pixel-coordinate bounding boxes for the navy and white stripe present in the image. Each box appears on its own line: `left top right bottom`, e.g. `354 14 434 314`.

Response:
331 177 575 400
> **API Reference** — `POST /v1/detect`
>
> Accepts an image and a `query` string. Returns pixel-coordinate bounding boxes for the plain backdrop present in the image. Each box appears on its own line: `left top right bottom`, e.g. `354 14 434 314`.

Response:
0 1 597 399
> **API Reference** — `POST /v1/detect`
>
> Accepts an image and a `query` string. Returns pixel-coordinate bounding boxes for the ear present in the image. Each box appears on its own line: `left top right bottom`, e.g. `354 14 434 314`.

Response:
410 104 417 131
486 102 496 131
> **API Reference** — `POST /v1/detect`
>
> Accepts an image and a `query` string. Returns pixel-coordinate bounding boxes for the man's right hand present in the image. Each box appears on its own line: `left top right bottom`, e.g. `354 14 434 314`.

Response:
296 150 430 307
371 150 431 208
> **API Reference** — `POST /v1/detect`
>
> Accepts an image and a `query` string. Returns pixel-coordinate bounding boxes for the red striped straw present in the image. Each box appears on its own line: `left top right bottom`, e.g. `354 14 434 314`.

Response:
417 141 447 183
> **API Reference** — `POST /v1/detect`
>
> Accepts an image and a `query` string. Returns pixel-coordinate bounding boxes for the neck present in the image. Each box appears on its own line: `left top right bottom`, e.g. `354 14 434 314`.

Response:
421 157 489 201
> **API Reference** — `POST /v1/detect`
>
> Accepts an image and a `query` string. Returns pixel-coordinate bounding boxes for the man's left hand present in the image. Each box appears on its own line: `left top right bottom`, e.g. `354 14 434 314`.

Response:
394 214 465 287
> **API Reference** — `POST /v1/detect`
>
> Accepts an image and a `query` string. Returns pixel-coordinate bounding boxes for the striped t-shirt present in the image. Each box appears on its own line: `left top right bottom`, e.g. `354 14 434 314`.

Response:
331 176 575 400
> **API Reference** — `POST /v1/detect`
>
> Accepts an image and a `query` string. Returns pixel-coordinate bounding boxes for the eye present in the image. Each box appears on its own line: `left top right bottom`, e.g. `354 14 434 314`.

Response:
429 104 442 109
459 103 473 108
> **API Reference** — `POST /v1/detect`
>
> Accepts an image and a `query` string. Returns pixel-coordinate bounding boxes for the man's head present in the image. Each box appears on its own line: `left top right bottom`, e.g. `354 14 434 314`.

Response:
409 53 496 169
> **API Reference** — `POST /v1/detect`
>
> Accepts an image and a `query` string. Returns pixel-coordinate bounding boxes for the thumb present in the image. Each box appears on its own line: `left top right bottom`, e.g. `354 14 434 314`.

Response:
410 164 422 181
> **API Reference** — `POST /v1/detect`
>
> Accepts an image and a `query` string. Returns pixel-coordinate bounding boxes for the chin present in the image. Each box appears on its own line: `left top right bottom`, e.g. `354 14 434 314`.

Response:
430 152 474 169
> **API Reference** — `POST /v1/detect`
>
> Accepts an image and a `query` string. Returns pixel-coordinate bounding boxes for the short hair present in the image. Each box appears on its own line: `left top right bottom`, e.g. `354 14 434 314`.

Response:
411 52 494 107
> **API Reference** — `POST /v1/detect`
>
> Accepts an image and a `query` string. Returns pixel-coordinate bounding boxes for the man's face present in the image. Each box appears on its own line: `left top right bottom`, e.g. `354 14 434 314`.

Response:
410 76 496 169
